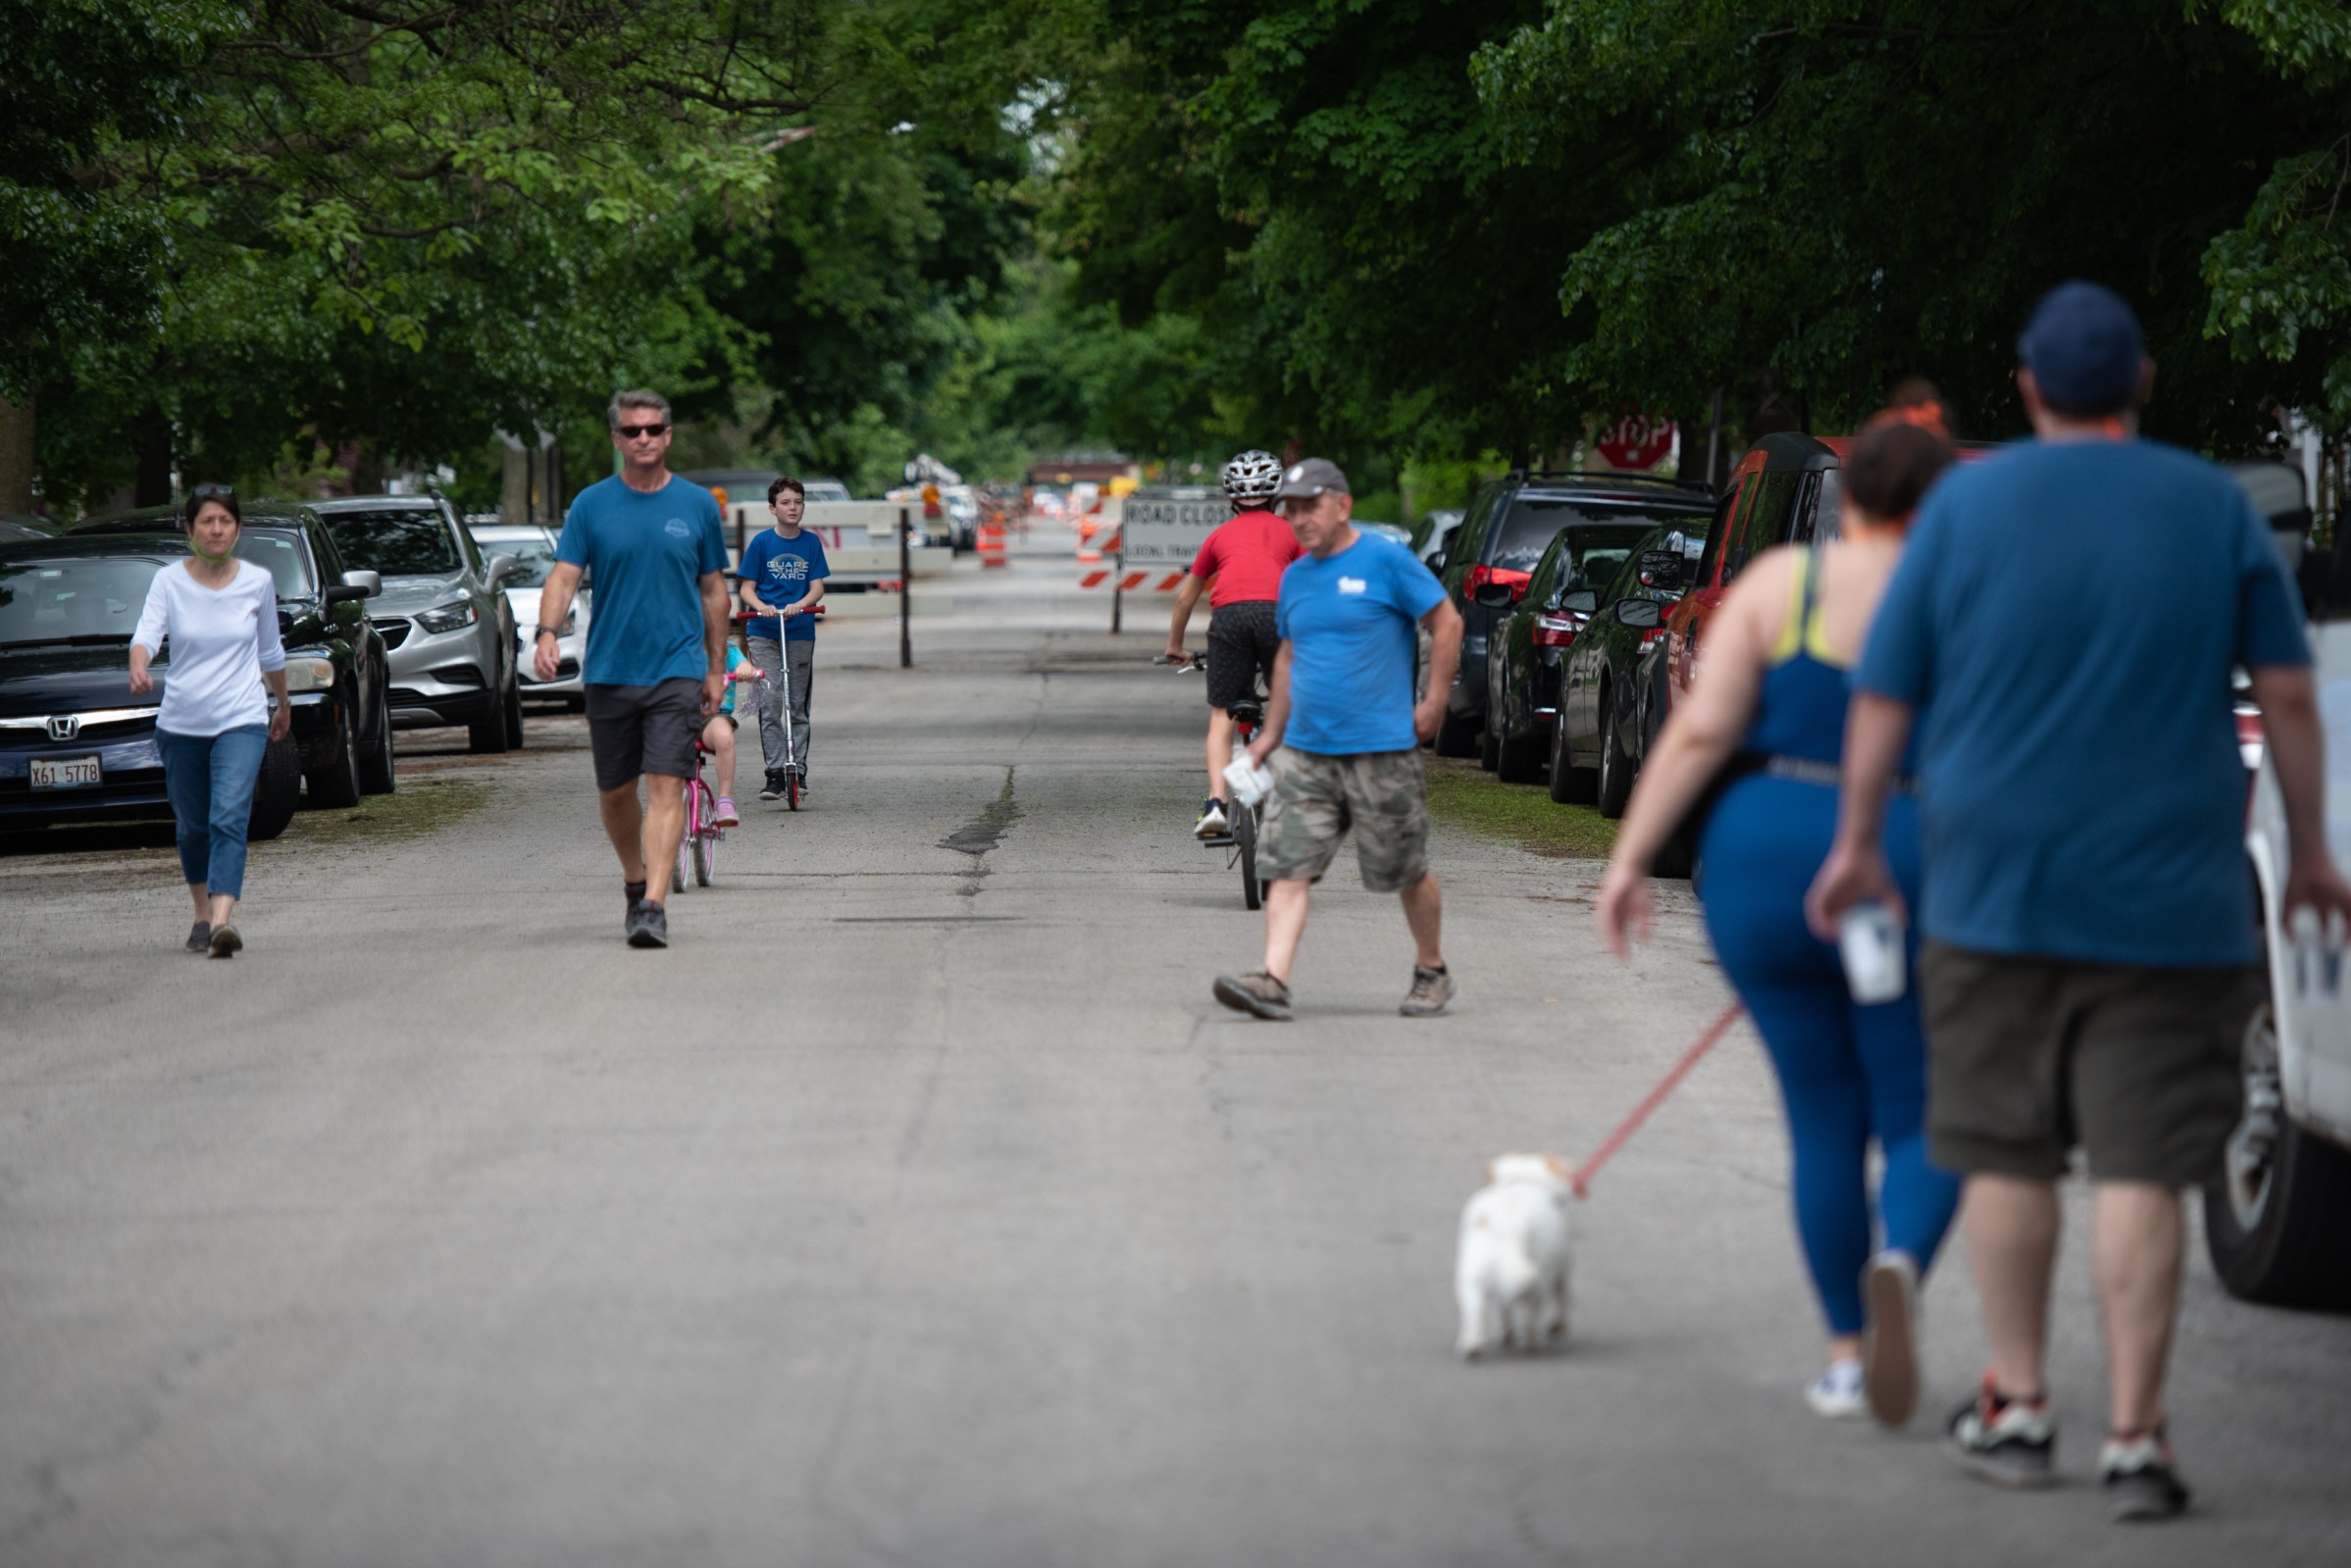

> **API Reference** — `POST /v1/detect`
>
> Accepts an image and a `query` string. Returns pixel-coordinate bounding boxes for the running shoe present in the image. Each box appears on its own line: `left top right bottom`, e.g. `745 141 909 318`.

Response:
1863 1250 1921 1428
1400 965 1455 1017
758 772 785 801
2101 1425 2190 1522
1945 1373 2057 1488
1806 1359 1867 1419
714 796 740 828
185 921 211 953
1212 970 1292 1020
1195 797 1229 837
626 900 668 949
207 924 242 959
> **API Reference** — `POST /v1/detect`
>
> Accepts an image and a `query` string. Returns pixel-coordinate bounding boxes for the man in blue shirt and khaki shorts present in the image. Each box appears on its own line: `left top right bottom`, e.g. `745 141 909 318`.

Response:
1812 284 2351 1519
534 389 731 950
1212 458 1465 1020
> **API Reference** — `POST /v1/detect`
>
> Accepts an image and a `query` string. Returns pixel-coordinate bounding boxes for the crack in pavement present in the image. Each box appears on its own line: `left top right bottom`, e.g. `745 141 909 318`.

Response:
938 768 1022 896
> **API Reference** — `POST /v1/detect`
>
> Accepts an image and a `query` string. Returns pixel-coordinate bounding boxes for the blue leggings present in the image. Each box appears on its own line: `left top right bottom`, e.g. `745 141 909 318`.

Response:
158 725 268 900
1700 777 1962 1336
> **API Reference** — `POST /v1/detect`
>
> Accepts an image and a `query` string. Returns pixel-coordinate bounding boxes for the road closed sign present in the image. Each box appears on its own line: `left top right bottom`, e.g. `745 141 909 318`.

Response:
1117 489 1232 567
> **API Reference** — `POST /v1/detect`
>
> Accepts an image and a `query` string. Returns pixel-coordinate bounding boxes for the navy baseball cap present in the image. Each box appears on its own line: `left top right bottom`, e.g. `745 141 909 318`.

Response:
2017 281 2145 411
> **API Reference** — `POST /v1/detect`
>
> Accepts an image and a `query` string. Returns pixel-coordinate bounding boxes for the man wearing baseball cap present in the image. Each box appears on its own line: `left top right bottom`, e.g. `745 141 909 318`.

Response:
1810 282 2351 1520
1212 458 1465 1020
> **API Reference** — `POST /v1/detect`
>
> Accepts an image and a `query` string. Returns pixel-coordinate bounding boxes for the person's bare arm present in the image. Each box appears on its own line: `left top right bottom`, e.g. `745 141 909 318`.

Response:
1249 641 1293 765
2249 663 2351 925
1803 694 1918 937
1167 574 1207 660
264 668 291 741
698 571 729 714
741 575 772 617
534 562 584 682
1416 598 1464 742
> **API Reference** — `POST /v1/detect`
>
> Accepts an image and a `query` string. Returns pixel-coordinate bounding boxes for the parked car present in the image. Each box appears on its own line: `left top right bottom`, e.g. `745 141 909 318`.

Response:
2207 494 2351 1309
10 512 391 833
1408 508 1463 570
313 494 528 754
800 478 852 505
1431 471 1713 756
1546 526 1709 810
1356 521 1412 548
469 522 588 710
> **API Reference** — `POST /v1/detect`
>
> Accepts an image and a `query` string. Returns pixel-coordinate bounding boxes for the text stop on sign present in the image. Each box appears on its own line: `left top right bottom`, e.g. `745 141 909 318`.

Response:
1594 415 1675 471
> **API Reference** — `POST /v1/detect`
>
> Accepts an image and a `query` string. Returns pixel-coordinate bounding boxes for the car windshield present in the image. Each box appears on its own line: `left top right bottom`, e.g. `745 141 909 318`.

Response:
323 507 459 576
1494 500 1709 573
233 531 316 598
0 556 167 646
481 535 559 586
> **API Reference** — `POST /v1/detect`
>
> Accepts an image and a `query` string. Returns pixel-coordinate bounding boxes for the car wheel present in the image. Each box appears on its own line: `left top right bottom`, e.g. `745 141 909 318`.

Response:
502 675 525 749
305 695 364 809
1547 706 1595 804
359 685 396 795
1496 715 1544 784
1596 699 1635 819
467 691 511 755
247 734 303 841
1433 707 1480 757
2204 997 2351 1308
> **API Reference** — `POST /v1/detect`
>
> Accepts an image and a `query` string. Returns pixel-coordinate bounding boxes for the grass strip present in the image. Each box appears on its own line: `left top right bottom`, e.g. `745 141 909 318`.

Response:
1423 754 1616 860
285 775 493 846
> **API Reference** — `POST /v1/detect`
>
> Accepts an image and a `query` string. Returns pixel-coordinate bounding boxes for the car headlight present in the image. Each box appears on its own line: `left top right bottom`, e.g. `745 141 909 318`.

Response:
415 599 479 634
282 657 336 692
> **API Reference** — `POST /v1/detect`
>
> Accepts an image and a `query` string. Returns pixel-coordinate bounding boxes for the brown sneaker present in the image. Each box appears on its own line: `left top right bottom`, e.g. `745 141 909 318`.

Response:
1863 1249 1920 1428
1213 970 1292 1020
1400 965 1454 1016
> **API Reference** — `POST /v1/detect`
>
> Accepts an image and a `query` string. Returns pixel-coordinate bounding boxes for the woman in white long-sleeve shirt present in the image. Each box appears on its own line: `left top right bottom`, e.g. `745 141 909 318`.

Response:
129 485 289 957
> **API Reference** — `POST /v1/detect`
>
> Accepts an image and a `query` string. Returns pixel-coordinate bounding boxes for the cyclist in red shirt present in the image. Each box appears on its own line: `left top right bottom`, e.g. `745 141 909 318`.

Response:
1166 449 1302 835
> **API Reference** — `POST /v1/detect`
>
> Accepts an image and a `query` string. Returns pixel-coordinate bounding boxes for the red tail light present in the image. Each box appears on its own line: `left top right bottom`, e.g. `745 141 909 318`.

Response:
1639 628 1668 646
1467 564 1533 602
1532 614 1579 648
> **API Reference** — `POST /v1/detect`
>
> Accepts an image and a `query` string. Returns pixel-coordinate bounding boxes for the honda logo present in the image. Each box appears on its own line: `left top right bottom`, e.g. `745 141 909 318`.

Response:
45 715 79 741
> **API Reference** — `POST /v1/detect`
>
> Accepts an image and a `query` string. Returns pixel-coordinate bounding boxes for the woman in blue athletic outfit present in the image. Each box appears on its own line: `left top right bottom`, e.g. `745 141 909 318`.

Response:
1597 421 1962 1428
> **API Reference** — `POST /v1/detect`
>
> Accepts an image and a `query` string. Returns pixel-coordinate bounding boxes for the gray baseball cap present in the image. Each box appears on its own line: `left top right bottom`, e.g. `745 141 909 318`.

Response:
1270 457 1350 500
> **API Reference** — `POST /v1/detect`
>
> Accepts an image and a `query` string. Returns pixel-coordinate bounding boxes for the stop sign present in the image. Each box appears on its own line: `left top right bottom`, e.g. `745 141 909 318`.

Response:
1595 415 1675 471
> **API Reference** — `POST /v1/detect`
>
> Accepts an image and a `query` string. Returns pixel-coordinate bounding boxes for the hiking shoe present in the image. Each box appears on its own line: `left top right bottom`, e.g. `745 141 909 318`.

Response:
714 796 740 828
1806 1360 1867 1419
207 923 242 959
2101 1426 2190 1522
1400 965 1454 1017
1863 1250 1921 1428
1195 797 1230 837
1213 970 1292 1020
185 920 212 953
758 772 785 801
625 900 668 949
1945 1374 2057 1488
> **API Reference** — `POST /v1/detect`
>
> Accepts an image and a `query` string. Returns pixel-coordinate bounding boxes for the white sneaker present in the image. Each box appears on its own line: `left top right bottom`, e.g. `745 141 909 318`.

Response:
1806 1359 1867 1419
1195 798 1229 837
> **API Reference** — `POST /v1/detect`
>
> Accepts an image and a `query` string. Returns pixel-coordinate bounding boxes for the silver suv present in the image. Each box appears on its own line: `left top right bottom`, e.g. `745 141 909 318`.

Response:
314 495 526 754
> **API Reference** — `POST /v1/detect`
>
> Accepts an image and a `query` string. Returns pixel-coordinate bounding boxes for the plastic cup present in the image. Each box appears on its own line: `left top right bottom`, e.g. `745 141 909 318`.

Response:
1222 756 1274 809
1838 902 1907 1004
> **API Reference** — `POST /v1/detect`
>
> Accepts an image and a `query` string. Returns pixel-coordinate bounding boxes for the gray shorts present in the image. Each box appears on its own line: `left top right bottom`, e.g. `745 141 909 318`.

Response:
585 679 703 790
1258 747 1431 892
1920 942 2258 1187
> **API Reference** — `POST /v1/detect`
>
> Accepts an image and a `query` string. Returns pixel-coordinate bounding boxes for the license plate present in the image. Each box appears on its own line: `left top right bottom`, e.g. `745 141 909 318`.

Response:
30 754 101 789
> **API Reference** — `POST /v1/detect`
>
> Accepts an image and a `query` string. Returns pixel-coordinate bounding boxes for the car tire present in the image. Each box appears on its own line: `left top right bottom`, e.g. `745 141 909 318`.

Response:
502 676 525 749
247 734 303 841
1496 720 1544 784
359 686 396 795
306 696 363 809
1478 721 1502 771
2204 998 2351 1309
1596 698 1635 819
1433 706 1480 758
467 692 511 755
1546 701 1598 805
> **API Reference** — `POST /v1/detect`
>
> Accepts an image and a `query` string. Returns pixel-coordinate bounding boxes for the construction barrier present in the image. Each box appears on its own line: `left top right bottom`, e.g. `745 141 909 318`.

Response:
977 516 1009 567
1080 569 1189 593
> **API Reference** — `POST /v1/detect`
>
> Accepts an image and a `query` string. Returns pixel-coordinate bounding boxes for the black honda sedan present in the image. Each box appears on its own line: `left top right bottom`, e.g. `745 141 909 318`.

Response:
2 514 392 835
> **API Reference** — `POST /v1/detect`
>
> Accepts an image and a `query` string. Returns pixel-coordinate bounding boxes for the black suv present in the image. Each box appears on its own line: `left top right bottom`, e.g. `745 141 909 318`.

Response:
1432 470 1713 756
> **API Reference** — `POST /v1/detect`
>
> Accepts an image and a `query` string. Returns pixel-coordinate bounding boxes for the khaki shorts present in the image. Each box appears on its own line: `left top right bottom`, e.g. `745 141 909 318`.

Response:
1919 942 2258 1187
1258 747 1430 893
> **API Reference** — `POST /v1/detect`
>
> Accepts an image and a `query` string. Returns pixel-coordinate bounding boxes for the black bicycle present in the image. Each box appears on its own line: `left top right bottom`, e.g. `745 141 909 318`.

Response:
1161 652 1269 910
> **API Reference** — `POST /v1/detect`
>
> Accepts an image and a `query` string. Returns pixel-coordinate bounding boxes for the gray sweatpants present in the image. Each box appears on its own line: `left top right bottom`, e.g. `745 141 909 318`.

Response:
745 636 813 775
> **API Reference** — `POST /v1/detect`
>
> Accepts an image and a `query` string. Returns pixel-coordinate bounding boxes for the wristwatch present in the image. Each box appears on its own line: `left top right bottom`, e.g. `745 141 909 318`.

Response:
533 625 560 641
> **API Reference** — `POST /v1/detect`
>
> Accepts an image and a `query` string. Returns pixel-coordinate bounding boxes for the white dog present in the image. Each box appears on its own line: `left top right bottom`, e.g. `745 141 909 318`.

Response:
1455 1153 1575 1359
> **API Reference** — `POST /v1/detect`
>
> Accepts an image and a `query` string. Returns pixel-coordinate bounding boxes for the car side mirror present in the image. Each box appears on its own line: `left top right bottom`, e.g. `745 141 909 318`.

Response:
485 552 524 586
1616 598 1662 630
1472 582 1516 608
324 569 382 604
1560 589 1599 616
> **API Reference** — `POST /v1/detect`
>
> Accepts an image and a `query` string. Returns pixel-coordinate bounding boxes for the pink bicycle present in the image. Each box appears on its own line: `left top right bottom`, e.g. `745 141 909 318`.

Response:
673 665 763 893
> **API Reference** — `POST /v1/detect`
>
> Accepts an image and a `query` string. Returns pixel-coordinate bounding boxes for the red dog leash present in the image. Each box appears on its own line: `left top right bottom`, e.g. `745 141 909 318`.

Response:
1572 1002 1745 1198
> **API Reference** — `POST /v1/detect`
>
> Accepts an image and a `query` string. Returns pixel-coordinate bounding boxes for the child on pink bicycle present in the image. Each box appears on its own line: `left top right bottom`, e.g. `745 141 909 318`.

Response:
700 645 760 827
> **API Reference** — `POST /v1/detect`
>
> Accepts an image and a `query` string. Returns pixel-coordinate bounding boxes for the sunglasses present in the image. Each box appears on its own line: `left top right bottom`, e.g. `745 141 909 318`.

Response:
190 482 237 500
615 422 670 439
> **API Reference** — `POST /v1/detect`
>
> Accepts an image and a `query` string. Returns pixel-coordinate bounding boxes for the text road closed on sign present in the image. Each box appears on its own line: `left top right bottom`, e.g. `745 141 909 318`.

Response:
1117 491 1231 567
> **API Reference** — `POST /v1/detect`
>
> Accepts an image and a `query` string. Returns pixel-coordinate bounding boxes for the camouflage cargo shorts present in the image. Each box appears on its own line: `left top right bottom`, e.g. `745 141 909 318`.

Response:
1257 747 1431 892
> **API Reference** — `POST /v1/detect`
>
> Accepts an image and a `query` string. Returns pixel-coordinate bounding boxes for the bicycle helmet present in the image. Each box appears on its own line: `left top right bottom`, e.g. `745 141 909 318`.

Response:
1220 449 1283 507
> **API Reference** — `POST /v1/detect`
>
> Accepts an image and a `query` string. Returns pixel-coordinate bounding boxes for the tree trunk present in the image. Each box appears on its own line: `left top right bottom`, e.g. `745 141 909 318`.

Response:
0 394 33 513
132 406 173 507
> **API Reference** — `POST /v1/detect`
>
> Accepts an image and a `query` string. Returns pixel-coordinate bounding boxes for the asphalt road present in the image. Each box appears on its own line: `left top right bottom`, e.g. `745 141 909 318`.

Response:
2 548 2346 1566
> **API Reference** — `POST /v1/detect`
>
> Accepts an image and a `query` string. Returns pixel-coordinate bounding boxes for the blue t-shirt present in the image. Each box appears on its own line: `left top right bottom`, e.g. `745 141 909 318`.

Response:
1275 531 1447 755
740 528 831 642
555 475 727 686
717 644 748 716
1857 438 2309 966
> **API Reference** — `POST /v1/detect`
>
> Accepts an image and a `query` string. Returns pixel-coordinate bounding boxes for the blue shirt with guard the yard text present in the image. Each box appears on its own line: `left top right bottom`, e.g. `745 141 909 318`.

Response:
1276 531 1447 755
740 527 831 642
1856 437 2309 967
555 474 727 686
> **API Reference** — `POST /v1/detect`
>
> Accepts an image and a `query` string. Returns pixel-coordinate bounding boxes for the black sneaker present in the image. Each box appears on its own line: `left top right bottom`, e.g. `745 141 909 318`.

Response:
2102 1426 2190 1522
625 900 668 948
185 920 212 953
625 880 646 922
758 772 785 802
1212 970 1292 1020
1945 1373 2057 1488
207 923 242 959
